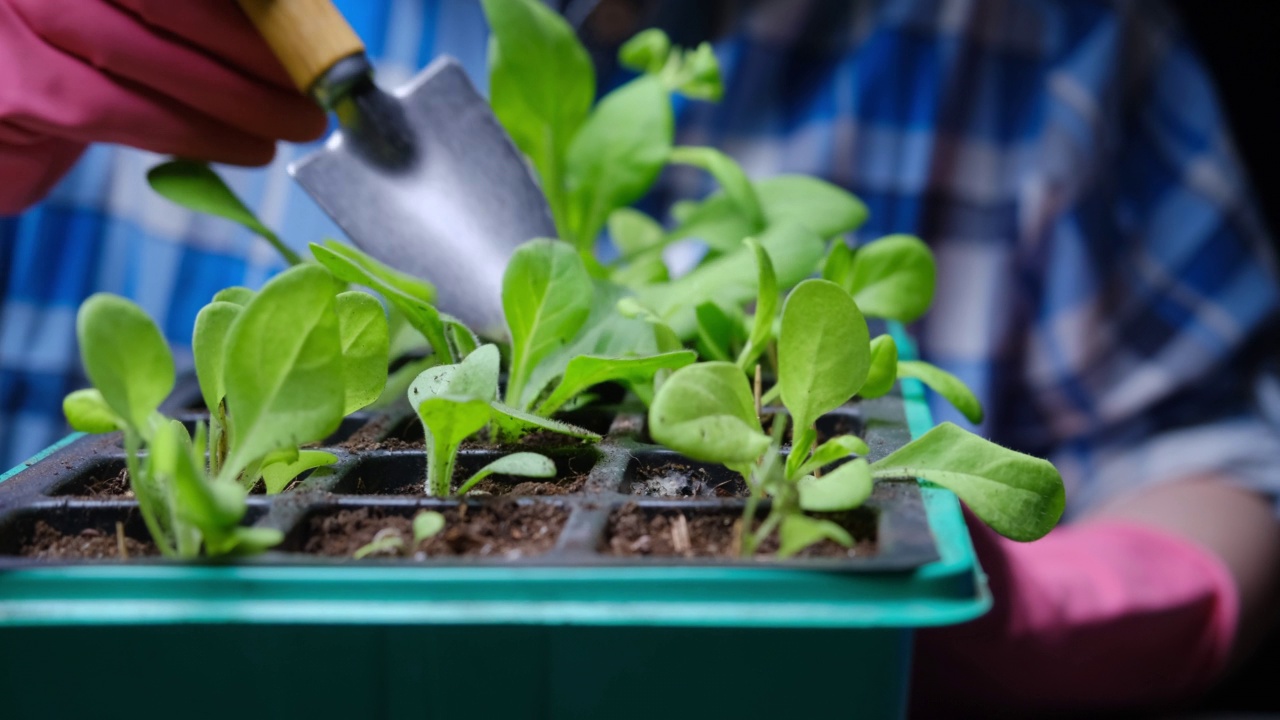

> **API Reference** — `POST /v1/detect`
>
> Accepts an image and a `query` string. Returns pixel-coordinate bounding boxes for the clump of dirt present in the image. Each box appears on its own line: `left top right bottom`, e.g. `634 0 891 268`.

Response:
628 462 746 498
20 521 157 560
303 503 568 559
605 503 876 558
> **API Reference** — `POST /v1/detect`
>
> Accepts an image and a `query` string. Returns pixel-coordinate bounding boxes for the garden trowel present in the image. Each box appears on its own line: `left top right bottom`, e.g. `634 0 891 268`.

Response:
236 0 556 338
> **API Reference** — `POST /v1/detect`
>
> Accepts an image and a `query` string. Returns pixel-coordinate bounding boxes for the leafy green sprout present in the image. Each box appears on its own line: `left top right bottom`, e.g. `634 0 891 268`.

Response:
353 510 447 559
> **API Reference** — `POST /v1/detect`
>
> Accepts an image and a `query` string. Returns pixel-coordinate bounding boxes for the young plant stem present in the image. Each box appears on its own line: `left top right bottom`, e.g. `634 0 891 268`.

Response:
427 434 457 496
754 364 763 419
760 383 782 407
124 431 175 557
751 509 783 552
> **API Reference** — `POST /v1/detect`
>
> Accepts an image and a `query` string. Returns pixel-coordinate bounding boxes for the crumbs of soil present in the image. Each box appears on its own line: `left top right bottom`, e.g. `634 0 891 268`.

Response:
68 467 133 498
340 420 594 452
303 503 568 558
20 521 157 560
605 503 876 559
629 462 746 498
343 472 589 496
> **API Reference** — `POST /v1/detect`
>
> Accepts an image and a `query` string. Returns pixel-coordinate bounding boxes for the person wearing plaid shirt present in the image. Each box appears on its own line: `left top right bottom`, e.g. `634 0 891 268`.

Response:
3 0 1278 714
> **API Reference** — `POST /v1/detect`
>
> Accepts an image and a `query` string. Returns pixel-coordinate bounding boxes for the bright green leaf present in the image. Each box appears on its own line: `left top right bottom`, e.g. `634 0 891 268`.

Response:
536 351 697 416
213 287 256 306
846 234 936 323
456 452 556 495
797 459 872 512
648 362 770 465
146 160 301 265
489 401 601 443
694 301 741 363
408 344 500 406
502 239 593 407
354 532 405 559
565 76 673 250
63 388 124 434
897 360 984 424
736 237 779 371
669 146 764 230
777 514 854 558
861 335 899 399
221 265 345 481
757 175 868 238
618 27 670 74
259 450 338 495
779 279 870 432
336 292 390 415
608 207 666 259
418 396 494 496
76 293 174 439
872 422 1065 541
193 301 241 415
413 511 447 543
794 435 870 478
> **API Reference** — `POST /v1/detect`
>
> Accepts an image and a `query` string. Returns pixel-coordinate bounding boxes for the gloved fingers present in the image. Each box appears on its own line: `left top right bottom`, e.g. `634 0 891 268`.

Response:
0 132 86 215
9 0 326 144
108 0 300 91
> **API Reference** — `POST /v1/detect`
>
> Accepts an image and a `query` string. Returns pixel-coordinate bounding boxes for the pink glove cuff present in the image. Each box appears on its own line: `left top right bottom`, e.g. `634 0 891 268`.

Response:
912 516 1238 717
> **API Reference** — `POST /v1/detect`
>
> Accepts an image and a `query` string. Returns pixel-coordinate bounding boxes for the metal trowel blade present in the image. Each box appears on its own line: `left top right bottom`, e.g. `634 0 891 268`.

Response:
289 56 556 339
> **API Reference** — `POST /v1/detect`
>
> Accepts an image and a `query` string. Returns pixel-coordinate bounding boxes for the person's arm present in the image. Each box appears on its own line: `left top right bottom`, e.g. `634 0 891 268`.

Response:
0 0 326 214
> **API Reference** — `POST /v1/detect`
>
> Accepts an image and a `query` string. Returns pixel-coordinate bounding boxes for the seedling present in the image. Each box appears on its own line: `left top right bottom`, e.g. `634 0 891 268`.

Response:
63 265 389 556
353 510 447 559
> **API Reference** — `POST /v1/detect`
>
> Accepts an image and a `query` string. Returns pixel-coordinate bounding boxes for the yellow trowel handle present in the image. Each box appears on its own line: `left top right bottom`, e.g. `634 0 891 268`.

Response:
236 0 366 96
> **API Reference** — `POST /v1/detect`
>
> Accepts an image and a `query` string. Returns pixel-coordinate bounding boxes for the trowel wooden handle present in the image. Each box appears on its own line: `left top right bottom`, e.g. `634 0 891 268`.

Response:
236 0 366 94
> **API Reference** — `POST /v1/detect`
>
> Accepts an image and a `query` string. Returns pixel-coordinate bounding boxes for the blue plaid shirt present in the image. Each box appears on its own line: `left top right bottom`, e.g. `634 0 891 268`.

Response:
3 0 1278 519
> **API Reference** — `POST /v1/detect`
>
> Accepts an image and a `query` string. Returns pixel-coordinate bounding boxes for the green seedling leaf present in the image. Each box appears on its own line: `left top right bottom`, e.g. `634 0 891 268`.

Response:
489 401 601 442
756 175 868 238
408 344 501 406
797 459 872 512
648 362 770 465
259 450 338 494
737 237 779 370
314 240 436 303
223 526 285 555
503 239 593 407
778 279 870 432
668 195 757 255
673 42 723 100
695 301 742 363
147 160 301 266
456 452 556 495
221 265 345 482
612 253 670 289
193 301 241 415
63 388 124 434
643 221 825 338
845 234 936 323
535 351 697 416
872 422 1065 541
619 27 670 74
483 0 595 237
354 530 406 559
822 240 855 285
336 291 390 415
669 146 764 230
213 287 255 306
76 293 174 438
565 75 673 250
897 360 984 424
417 397 494 496
445 317 480 359
608 207 666 259
778 514 854 558
311 241 450 361
413 511 447 543
861 335 899 399
794 435 871 478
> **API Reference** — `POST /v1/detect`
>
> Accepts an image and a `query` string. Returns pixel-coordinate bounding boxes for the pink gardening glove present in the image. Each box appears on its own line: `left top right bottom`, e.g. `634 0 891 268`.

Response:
0 0 326 214
911 511 1238 717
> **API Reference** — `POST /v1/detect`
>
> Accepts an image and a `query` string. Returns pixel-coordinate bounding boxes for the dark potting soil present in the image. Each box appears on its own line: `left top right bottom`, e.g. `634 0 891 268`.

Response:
762 412 860 447
67 467 133 498
303 503 568 559
628 462 747 498
341 470 589 497
20 521 158 560
604 503 877 559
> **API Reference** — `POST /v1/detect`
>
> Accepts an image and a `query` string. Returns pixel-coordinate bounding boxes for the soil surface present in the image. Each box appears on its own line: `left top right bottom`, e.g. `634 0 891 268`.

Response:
62 466 133 498
342 413 606 453
762 412 861 447
20 521 157 559
340 470 589 497
628 462 746 498
303 503 568 559
605 503 876 559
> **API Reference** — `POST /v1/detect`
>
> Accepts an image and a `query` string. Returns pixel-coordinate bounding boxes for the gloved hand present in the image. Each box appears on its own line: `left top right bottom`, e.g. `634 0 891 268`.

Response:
0 0 327 214
911 511 1238 717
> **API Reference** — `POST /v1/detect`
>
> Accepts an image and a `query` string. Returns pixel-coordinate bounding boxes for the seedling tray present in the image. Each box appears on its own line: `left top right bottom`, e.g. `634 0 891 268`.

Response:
0 366 989 719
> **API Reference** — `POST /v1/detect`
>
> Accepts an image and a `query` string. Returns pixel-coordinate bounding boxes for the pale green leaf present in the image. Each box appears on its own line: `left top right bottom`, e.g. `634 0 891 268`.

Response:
408 344 501 407
456 452 556 495
489 401 601 442
669 146 764 230
608 207 666 259
536 351 696 416
648 362 770 465
418 396 494 496
63 388 124 434
694 301 742 363
502 239 593 407
797 459 872 512
336 292 390 415
872 423 1065 541
76 293 174 438
213 287 256 306
259 450 338 495
846 234 936 323
221 265 345 481
619 28 670 74
778 279 870 431
193 301 241 415
737 237 779 370
353 532 405 559
413 511 447 543
897 360 984 424
861 335 899 399
777 514 854 558
757 175 867 238
794 435 871 478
